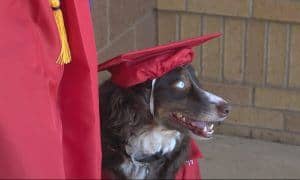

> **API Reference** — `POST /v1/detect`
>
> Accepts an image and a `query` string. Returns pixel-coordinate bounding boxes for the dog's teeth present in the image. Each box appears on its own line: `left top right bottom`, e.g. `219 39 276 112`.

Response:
209 124 214 130
176 113 182 118
207 130 214 135
203 126 207 132
182 117 186 122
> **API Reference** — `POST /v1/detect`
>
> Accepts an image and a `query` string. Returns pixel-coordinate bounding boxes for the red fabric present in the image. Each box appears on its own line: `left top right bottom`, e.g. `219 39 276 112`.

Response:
0 0 101 178
104 48 194 88
175 140 203 180
60 1 101 178
98 33 221 88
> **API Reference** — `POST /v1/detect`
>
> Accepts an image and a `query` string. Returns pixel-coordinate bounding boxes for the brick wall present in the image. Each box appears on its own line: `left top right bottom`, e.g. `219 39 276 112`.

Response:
157 0 300 145
91 0 157 81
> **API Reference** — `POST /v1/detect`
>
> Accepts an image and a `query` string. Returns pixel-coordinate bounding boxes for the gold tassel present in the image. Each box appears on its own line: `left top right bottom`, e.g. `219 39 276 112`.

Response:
50 0 71 65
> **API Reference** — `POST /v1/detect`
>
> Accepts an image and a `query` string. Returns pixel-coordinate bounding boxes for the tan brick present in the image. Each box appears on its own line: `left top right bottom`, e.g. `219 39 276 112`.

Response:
224 18 245 82
245 20 265 84
252 128 300 146
280 132 300 146
158 12 177 44
180 14 201 39
187 0 250 17
136 12 157 49
98 30 135 61
285 112 300 133
201 81 253 105
215 123 251 138
255 88 300 111
227 106 284 130
289 25 300 87
216 118 300 145
180 14 201 77
109 0 156 40
91 0 108 50
252 128 282 143
253 0 300 23
267 23 287 86
157 0 186 11
202 16 222 80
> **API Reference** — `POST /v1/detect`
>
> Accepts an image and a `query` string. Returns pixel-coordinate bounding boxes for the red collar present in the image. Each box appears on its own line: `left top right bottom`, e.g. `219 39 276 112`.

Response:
189 139 203 160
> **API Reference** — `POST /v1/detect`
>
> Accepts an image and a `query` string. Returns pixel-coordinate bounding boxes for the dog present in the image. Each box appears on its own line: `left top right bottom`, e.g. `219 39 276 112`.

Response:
99 65 230 179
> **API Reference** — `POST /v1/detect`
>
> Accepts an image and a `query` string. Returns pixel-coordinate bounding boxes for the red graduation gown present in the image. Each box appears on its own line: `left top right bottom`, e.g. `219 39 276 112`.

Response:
0 0 101 178
175 140 202 180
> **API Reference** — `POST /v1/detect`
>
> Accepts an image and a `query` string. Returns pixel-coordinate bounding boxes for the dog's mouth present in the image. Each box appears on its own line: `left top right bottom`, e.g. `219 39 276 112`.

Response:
170 112 219 139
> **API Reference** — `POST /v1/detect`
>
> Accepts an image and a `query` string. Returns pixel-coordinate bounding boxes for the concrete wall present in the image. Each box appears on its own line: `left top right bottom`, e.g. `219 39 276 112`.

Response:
91 0 157 81
157 0 300 145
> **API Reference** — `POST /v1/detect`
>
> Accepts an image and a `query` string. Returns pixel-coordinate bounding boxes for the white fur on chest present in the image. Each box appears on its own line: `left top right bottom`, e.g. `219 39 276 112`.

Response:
125 126 181 159
120 159 148 179
121 126 182 178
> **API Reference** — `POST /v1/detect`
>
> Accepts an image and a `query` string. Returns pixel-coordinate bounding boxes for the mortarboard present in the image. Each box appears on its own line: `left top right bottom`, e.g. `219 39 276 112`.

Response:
97 33 222 88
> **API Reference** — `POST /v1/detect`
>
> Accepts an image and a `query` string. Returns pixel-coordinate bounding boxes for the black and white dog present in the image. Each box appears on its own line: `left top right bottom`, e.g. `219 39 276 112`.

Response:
99 65 230 179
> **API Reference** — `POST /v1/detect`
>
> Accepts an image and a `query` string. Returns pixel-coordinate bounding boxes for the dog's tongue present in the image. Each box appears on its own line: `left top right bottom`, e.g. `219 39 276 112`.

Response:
170 113 214 138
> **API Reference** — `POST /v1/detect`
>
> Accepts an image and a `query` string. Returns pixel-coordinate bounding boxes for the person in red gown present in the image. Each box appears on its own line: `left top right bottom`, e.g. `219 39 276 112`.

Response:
0 1 101 178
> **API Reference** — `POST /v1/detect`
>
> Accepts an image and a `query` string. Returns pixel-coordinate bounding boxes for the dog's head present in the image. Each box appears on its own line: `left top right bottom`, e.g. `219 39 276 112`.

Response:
152 65 230 139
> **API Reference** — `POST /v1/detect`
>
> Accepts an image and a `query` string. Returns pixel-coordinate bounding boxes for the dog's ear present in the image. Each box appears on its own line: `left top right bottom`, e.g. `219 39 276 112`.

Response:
106 86 153 138
132 80 152 104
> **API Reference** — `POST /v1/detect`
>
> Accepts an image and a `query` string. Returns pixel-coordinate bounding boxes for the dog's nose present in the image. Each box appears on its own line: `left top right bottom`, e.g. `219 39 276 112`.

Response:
216 101 230 118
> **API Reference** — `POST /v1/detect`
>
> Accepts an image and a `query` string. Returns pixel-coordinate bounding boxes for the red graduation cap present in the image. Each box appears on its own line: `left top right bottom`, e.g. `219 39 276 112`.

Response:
98 33 222 88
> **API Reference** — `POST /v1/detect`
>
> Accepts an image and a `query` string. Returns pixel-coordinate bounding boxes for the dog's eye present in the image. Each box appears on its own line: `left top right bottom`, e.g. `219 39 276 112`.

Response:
175 81 185 89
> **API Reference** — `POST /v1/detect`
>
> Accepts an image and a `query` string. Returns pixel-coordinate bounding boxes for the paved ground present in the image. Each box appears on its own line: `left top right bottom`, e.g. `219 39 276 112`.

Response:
197 135 300 179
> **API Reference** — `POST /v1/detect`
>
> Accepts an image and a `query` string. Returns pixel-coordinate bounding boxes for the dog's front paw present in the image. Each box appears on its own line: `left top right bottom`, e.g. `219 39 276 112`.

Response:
126 126 182 161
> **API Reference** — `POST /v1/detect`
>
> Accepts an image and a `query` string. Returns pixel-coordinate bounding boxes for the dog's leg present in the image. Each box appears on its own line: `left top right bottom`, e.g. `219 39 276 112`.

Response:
119 158 149 179
158 136 189 179
125 126 182 162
